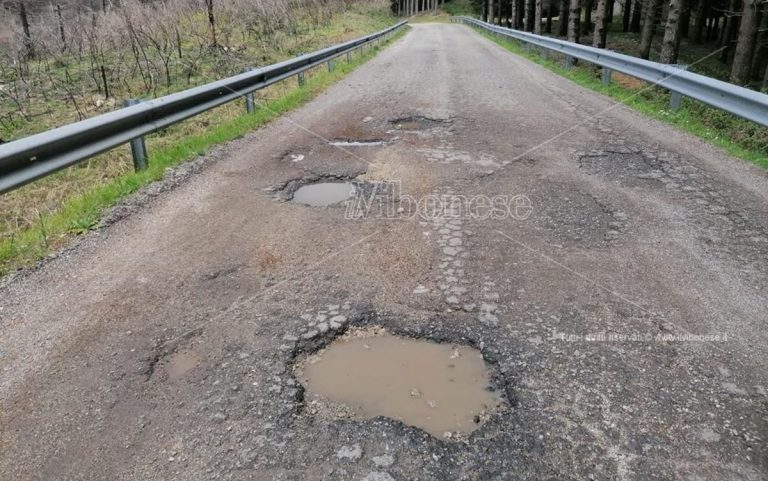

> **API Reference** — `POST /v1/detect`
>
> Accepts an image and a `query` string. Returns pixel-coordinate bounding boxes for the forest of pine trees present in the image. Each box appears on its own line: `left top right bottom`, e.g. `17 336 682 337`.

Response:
395 0 768 88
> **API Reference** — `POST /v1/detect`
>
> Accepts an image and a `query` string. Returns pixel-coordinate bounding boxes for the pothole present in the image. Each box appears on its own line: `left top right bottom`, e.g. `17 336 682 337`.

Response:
328 139 388 147
294 328 503 439
291 182 356 206
390 115 452 131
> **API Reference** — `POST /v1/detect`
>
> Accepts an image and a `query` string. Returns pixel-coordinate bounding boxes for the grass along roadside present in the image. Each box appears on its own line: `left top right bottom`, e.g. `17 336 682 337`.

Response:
472 27 768 168
0 26 409 276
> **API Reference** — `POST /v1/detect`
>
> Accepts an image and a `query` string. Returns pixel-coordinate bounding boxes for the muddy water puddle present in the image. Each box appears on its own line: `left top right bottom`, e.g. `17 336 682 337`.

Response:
291 182 355 206
296 332 501 438
329 140 387 147
166 349 201 380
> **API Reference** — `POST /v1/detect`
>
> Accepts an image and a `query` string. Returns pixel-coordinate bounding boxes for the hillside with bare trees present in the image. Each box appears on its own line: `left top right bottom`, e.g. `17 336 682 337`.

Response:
0 0 391 143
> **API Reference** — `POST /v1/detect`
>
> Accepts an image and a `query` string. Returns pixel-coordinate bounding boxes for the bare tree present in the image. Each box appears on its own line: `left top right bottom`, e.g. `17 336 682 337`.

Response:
206 0 217 47
19 1 35 60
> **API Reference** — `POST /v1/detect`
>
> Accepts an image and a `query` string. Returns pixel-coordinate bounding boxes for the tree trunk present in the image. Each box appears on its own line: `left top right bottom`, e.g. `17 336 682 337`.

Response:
730 0 760 83
630 0 643 31
692 0 707 42
559 0 570 35
660 0 684 63
546 1 554 32
582 0 593 33
517 0 526 27
568 0 581 41
751 8 768 79
680 0 691 37
535 0 543 33
511 0 518 27
763 59 768 89
719 0 739 63
639 0 660 58
524 0 532 30
488 0 494 22
19 1 34 60
623 0 632 31
592 0 609 46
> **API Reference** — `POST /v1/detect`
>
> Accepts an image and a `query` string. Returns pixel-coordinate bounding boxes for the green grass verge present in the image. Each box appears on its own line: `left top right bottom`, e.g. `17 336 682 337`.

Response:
0 27 409 276
473 28 768 168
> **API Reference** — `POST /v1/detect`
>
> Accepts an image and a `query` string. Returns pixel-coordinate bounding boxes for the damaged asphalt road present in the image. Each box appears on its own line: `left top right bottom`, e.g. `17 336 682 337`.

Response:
1 23 768 481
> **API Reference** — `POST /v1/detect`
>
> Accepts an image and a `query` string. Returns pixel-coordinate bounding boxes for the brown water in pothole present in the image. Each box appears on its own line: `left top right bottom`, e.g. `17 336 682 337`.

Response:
166 349 201 380
296 332 501 438
292 182 355 206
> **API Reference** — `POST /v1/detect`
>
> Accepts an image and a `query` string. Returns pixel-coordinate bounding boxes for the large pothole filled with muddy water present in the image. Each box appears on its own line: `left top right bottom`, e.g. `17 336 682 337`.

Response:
294 328 503 439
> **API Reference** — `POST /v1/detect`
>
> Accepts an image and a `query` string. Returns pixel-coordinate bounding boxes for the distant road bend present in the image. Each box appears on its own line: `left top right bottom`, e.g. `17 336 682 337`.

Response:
1 23 767 481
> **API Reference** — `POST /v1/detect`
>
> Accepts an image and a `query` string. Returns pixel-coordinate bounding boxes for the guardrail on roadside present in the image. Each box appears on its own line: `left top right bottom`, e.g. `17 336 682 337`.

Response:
453 16 768 128
0 21 408 195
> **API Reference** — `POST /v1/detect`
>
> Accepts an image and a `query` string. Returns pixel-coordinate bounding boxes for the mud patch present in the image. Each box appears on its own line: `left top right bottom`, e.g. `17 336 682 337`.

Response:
295 328 502 438
292 182 356 206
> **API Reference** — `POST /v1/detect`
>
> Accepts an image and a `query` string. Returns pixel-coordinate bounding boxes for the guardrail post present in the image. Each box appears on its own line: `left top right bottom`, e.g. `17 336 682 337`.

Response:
601 67 612 86
668 64 688 112
123 99 148 171
242 67 256 114
327 59 334 72
564 56 574 70
669 91 683 111
347 50 352 62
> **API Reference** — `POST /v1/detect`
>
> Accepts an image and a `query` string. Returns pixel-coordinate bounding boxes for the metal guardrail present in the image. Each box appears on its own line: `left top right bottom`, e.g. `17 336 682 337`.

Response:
0 21 407 195
454 16 768 128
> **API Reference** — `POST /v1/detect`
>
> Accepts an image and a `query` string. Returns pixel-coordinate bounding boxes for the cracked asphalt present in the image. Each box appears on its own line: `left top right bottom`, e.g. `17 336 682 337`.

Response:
1 23 768 481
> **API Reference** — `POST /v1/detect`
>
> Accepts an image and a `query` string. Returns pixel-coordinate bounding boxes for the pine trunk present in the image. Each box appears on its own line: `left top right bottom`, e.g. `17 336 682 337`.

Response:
535 0 543 33
751 8 768 79
660 0 684 63
630 0 643 32
623 0 632 31
568 0 581 41
546 1 554 32
639 0 660 58
680 1 691 37
592 0 609 47
559 0 570 35
730 0 760 84
582 0 593 33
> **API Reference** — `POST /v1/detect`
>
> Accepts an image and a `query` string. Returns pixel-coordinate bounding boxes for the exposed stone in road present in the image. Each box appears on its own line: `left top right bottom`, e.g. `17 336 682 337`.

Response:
1 23 767 481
